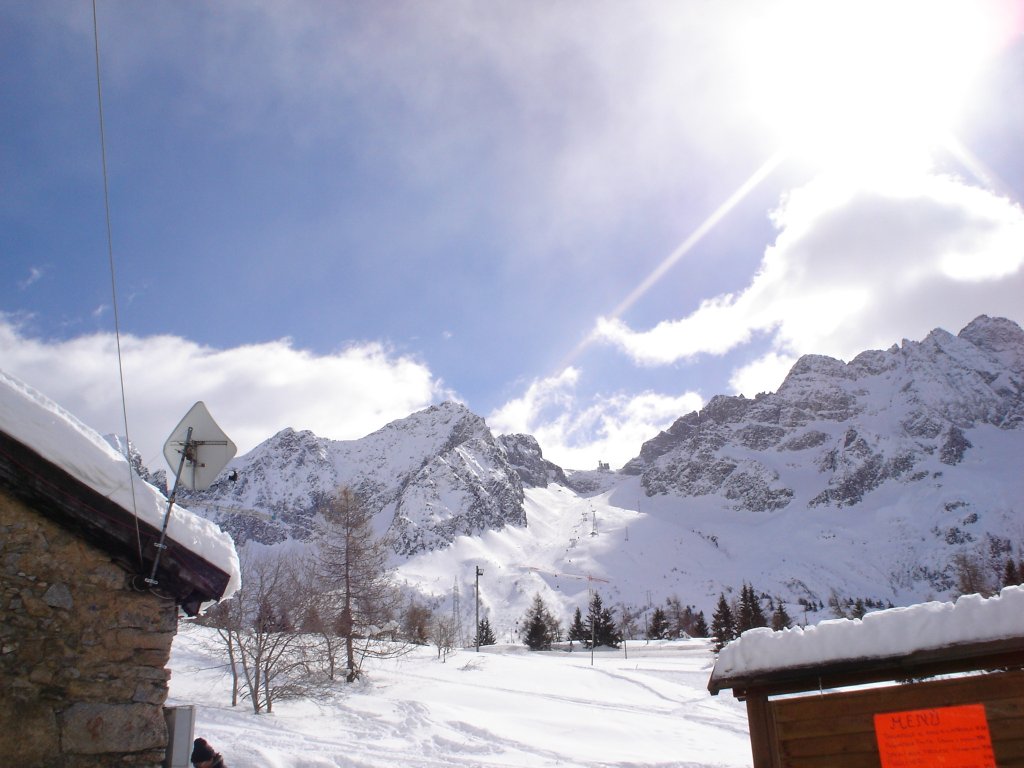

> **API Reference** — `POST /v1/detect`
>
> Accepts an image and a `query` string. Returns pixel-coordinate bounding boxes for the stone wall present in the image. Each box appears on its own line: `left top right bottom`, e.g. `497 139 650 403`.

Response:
0 489 177 767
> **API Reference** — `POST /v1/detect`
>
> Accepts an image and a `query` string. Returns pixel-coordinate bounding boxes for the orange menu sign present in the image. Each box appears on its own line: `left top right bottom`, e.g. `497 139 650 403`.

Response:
874 703 995 768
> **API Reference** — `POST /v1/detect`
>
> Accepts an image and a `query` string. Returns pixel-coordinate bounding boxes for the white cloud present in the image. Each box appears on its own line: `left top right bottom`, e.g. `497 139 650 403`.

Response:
728 352 798 398
596 171 1024 382
0 318 444 472
595 293 759 366
488 369 702 471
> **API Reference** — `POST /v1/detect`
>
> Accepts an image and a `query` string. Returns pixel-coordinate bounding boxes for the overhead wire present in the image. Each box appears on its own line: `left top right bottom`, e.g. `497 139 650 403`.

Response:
92 0 145 570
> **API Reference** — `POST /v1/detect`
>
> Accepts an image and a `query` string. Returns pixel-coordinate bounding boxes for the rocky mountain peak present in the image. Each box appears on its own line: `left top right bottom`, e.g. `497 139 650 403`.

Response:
625 316 1024 512
177 401 527 554
959 314 1024 375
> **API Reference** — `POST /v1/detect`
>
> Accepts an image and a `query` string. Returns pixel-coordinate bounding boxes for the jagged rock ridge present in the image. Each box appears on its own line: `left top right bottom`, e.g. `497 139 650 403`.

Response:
623 315 1024 514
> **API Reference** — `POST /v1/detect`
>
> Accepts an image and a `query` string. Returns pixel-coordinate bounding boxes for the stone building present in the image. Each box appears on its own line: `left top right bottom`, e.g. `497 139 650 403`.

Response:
0 372 239 767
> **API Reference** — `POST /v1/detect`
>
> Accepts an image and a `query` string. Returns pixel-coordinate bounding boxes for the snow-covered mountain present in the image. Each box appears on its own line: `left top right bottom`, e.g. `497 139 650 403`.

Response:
178 402 527 555
392 316 1024 632
162 316 1023 633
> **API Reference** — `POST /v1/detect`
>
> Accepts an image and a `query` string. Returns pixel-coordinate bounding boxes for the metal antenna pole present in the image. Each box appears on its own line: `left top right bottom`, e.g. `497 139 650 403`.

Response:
146 426 192 586
475 565 484 652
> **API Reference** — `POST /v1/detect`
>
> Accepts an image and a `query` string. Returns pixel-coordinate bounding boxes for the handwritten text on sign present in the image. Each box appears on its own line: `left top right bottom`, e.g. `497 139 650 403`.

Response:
874 703 995 768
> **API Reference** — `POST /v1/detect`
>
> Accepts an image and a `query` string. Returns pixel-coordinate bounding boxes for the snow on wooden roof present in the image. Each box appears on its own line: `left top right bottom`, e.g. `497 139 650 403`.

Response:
0 370 240 605
709 586 1024 695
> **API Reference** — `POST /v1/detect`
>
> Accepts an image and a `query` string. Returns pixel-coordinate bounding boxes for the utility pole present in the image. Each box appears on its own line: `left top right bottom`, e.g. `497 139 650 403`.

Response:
452 578 463 649
475 565 484 652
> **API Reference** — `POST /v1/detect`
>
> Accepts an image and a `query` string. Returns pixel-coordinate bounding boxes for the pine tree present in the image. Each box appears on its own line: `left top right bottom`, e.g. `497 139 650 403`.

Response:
523 594 555 651
475 617 496 647
711 593 736 652
648 607 670 640
585 593 620 648
691 611 709 638
599 605 621 648
737 583 767 633
771 601 793 631
750 589 767 628
568 607 587 642
1004 557 1021 588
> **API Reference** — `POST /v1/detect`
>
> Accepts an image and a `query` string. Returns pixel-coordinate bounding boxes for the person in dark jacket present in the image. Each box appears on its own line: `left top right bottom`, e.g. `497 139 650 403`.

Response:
191 737 227 768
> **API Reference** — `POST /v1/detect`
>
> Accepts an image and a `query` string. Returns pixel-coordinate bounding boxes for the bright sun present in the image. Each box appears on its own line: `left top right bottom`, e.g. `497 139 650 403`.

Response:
736 0 1011 178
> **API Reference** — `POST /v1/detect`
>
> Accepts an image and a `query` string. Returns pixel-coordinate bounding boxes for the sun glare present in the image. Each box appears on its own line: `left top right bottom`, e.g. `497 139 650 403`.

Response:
737 0 1008 178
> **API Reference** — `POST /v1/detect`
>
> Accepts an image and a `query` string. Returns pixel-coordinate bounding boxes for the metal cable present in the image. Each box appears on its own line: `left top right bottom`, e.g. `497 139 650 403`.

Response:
92 0 144 569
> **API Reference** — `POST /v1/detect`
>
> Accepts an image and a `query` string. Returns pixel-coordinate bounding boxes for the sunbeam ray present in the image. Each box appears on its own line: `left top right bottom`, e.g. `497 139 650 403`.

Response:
560 149 787 372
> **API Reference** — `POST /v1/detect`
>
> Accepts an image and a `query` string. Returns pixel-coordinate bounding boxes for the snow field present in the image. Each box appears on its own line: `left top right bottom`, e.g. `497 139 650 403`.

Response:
169 624 751 768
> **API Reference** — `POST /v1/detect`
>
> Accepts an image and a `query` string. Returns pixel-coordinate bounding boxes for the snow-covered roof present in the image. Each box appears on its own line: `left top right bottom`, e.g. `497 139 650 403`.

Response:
0 370 240 601
710 586 1024 693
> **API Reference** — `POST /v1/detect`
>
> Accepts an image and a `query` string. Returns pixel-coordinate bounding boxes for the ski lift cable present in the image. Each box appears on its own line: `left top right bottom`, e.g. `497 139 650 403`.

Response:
92 0 144 570
513 564 611 584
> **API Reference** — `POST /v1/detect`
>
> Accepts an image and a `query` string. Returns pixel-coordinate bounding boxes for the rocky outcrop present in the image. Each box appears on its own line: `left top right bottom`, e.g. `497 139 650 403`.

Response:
498 433 569 488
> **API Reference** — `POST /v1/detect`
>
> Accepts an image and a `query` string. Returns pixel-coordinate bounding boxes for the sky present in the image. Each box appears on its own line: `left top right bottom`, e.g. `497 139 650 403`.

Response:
3 1 1024 473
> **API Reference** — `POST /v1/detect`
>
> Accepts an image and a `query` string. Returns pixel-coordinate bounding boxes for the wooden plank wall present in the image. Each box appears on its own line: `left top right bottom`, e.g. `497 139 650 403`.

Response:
765 669 1024 767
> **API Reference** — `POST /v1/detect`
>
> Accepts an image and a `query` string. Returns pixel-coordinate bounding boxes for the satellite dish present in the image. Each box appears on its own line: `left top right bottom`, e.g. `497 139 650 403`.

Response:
138 402 237 589
162 401 237 492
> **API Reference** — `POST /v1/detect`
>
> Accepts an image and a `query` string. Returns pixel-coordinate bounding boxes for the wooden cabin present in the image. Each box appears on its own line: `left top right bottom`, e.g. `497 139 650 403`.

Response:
708 588 1024 767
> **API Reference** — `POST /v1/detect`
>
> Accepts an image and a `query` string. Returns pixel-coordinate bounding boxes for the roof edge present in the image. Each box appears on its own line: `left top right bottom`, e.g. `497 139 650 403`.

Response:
0 429 231 615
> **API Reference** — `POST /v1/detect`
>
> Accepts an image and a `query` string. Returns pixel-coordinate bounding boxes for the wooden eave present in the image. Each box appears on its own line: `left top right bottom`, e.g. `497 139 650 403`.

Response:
0 429 231 616
708 635 1024 699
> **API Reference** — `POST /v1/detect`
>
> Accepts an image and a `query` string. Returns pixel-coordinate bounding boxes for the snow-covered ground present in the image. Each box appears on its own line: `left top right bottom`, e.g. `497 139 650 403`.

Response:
168 624 751 768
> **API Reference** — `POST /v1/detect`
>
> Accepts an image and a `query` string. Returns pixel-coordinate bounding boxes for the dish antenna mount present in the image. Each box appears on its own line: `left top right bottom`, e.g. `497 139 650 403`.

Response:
140 401 236 588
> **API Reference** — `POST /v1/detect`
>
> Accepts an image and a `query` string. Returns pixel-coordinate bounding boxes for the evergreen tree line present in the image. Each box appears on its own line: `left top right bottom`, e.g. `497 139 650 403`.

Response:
707 541 1024 655
710 583 795 652
826 591 895 620
520 592 710 651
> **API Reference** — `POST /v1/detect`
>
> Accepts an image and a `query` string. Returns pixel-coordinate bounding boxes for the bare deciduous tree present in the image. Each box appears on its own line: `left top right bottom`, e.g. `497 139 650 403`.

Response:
953 550 994 598
316 487 407 681
432 615 457 662
200 551 323 713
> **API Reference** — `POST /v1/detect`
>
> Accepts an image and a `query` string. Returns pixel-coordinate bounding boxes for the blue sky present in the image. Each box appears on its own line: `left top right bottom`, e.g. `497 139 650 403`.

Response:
3 1 1024 471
